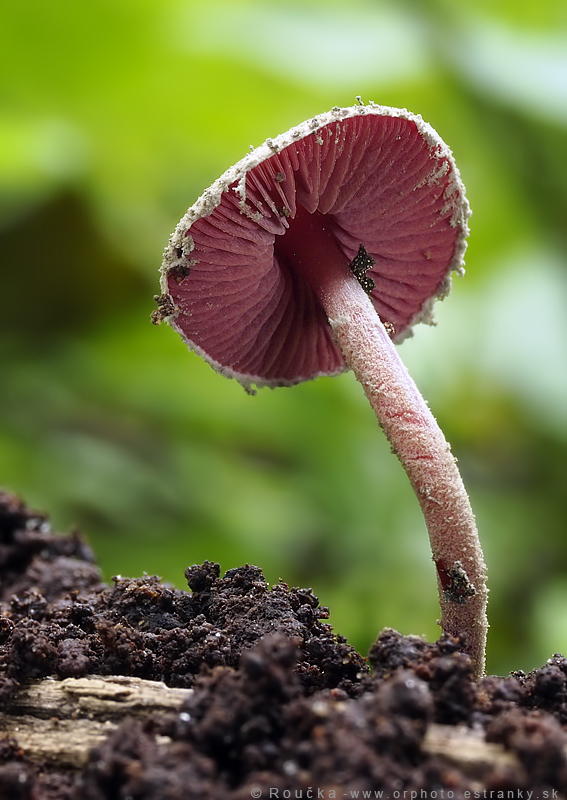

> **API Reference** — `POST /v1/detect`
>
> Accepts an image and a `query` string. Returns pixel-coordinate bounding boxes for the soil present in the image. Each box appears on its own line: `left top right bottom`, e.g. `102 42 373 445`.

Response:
1 489 567 799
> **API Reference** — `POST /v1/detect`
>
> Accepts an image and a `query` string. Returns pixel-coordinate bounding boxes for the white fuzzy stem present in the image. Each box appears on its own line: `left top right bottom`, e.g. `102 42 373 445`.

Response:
319 274 488 677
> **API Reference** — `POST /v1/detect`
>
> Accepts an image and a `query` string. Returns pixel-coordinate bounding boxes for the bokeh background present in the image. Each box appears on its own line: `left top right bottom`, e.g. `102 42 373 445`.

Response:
1 0 566 676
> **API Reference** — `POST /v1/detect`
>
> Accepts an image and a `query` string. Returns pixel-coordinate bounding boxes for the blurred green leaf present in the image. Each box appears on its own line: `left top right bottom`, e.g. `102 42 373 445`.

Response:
1 0 566 677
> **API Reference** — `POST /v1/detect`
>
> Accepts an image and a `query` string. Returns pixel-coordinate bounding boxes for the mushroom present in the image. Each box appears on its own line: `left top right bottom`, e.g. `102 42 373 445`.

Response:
155 102 488 677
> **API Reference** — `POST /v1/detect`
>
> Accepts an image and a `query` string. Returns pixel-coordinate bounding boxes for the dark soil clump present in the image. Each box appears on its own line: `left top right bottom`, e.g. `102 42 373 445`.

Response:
1 490 567 798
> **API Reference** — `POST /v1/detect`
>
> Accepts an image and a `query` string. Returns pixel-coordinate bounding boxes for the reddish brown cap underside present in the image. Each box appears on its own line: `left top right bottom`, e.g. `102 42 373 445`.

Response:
163 110 468 389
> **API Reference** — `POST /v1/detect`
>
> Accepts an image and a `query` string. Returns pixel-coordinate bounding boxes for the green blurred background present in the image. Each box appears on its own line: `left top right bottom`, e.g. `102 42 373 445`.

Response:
1 0 566 676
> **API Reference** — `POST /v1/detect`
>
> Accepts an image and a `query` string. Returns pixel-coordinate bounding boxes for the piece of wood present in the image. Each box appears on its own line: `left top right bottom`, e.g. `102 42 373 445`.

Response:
0 675 523 779
422 722 522 786
0 675 193 768
6 674 193 720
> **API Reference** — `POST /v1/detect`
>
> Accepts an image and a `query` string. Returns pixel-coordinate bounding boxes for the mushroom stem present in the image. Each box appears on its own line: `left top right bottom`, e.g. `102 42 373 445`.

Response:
283 212 488 676
322 273 487 676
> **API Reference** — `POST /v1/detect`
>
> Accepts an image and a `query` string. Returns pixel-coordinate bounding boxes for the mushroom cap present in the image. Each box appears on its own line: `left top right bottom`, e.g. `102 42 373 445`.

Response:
160 103 470 391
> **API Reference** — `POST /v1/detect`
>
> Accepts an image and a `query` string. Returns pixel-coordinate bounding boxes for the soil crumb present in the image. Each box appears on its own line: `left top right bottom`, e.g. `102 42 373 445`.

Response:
1 490 567 798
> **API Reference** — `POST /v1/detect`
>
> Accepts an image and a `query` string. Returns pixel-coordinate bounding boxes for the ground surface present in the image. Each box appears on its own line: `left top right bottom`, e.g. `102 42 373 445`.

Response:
1 489 567 799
